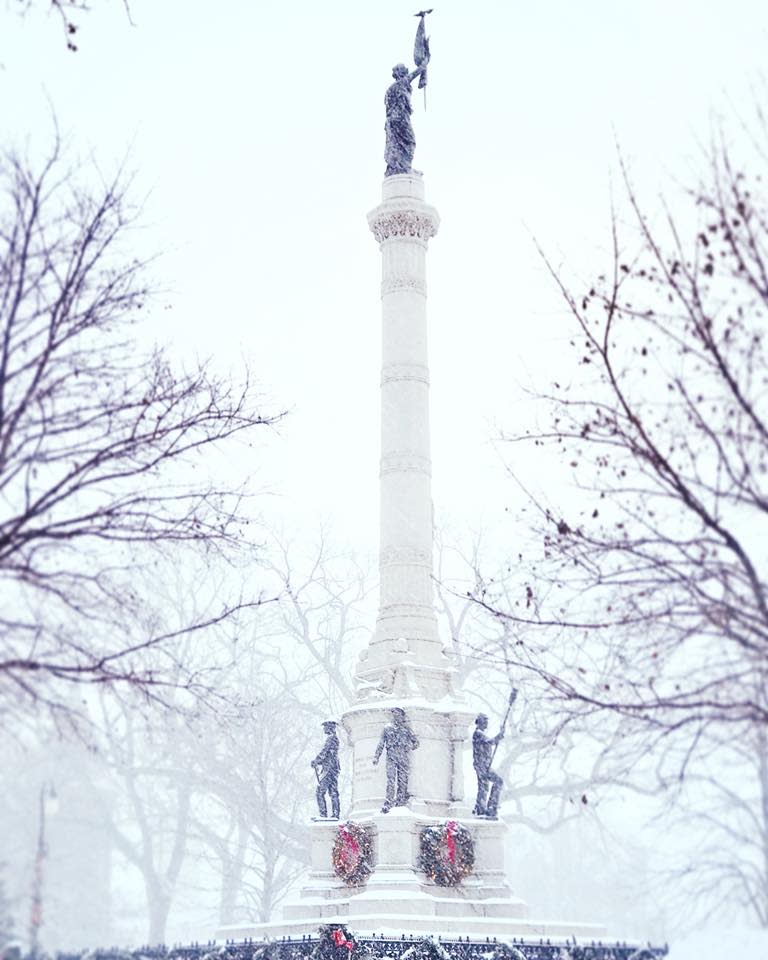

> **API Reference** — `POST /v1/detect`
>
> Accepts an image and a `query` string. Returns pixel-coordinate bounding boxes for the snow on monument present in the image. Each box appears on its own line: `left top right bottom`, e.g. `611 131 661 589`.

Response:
219 15 666 958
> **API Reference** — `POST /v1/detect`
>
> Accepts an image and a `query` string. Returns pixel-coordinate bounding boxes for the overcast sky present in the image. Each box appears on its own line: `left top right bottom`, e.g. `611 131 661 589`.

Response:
5 8 768 955
4 0 768 554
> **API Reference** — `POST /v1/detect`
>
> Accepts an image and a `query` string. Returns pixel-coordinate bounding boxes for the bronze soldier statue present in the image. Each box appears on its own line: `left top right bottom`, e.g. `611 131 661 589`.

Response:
312 720 340 819
472 690 517 819
373 707 419 813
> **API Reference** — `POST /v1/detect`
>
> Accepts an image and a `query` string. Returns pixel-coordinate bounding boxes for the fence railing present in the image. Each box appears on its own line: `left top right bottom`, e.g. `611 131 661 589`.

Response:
51 931 668 960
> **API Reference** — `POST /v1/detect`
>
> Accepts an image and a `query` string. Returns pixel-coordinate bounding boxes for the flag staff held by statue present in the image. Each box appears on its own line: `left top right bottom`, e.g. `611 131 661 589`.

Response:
414 9 433 110
490 687 519 768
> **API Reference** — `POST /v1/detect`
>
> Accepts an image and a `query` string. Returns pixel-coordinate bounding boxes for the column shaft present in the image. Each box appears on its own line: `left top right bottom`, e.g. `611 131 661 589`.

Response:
365 174 444 677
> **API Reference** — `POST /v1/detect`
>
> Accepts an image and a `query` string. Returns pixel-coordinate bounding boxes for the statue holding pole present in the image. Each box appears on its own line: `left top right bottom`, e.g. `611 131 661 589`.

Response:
383 10 433 177
472 689 518 819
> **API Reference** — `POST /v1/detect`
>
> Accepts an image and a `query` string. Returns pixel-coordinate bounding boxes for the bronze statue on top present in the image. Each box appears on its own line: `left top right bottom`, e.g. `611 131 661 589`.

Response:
384 11 433 177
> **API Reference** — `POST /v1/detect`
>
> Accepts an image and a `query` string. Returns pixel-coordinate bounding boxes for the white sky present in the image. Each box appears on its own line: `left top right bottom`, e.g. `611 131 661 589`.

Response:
4 0 768 553
4 7 768 950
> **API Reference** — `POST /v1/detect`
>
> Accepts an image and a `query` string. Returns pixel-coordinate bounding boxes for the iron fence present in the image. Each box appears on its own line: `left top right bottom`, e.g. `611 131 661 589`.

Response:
50 931 667 960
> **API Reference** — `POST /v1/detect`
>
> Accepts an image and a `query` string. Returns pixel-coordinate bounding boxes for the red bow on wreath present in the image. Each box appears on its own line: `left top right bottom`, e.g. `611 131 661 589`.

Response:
445 819 457 864
337 825 360 870
332 929 355 952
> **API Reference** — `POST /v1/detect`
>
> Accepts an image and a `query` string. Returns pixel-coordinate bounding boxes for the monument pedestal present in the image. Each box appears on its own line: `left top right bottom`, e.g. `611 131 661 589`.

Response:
217 174 613 949
286 811 520 911
222 806 602 938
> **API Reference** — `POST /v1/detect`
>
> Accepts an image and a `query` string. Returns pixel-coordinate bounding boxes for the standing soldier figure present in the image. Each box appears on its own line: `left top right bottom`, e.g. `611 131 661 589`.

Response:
473 690 517 818
312 720 340 819
372 707 419 813
472 714 503 818
472 707 514 818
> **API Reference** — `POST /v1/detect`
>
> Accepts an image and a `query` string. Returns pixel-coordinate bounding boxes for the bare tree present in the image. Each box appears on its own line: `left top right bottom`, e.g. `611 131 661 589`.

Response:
89 671 315 938
0 863 14 950
192 694 313 926
475 127 768 744
468 119 768 927
255 529 372 719
435 533 665 828
95 699 195 944
0 141 283 727
641 724 768 929
24 529 368 941
10 1 134 51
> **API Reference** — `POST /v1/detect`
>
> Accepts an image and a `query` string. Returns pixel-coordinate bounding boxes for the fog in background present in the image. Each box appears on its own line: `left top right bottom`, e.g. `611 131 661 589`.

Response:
2 3 768 959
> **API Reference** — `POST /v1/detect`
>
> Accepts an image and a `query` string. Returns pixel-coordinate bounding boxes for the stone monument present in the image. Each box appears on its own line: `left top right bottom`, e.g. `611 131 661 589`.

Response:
217 18 666 958
264 167 598 939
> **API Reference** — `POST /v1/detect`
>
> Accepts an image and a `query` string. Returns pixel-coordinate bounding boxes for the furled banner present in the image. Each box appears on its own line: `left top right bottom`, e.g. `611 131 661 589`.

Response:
413 9 432 90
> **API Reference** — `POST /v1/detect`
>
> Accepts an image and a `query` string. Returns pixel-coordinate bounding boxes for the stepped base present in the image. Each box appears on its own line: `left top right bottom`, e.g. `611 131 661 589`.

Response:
219 810 606 940
283 889 530 924
219 911 606 941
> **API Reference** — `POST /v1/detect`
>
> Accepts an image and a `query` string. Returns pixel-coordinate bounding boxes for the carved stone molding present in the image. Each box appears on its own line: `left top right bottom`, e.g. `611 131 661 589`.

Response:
381 274 427 297
380 546 432 567
370 209 439 243
380 452 432 476
377 601 436 618
381 363 429 386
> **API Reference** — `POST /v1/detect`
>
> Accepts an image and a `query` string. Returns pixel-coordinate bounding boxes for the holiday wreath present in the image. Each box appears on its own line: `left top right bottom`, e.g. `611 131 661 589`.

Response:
417 819 475 886
332 821 375 886
310 924 357 960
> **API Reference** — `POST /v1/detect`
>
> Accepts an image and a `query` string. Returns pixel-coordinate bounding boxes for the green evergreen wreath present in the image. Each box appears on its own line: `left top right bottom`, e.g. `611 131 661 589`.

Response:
332 821 375 886
418 820 475 886
311 924 358 960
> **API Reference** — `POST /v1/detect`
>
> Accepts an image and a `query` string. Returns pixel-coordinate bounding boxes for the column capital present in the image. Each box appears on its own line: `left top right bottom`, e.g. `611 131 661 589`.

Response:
368 174 440 245
368 206 439 244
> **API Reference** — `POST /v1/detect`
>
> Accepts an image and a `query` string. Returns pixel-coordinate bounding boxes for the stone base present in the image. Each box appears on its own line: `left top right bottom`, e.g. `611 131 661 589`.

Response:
216 812 604 944
301 810 513 902
218 913 606 941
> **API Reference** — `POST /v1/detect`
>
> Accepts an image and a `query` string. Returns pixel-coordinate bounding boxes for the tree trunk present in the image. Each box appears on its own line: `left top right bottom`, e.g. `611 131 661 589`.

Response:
147 886 172 945
218 820 249 927
758 725 768 927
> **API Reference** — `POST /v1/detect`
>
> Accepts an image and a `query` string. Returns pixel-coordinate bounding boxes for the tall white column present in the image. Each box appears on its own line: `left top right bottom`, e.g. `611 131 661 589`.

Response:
216 164 607 949
357 174 452 701
248 174 532 932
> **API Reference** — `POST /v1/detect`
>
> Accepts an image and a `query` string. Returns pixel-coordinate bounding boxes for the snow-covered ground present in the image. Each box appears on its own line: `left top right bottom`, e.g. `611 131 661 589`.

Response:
668 927 768 959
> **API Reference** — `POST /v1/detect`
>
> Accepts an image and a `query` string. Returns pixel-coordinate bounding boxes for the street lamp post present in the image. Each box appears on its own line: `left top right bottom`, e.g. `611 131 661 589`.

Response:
28 784 56 958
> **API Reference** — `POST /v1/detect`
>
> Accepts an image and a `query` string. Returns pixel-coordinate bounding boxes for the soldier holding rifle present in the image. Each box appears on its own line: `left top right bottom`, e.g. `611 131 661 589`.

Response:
472 688 517 819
